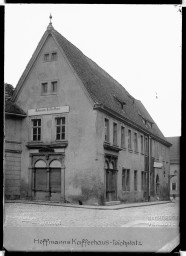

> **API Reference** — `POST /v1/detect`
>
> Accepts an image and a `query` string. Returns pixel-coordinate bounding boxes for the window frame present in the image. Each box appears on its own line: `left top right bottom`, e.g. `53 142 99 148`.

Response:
41 82 48 95
134 132 138 152
141 135 144 154
113 122 118 146
104 118 110 143
30 116 42 142
121 126 125 148
43 53 50 62
128 129 132 151
172 182 177 191
51 51 58 61
134 170 138 191
122 168 130 191
51 80 58 94
55 116 66 141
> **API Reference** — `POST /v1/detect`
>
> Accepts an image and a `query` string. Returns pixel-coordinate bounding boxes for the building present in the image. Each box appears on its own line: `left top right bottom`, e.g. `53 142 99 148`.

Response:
166 137 180 198
4 19 172 205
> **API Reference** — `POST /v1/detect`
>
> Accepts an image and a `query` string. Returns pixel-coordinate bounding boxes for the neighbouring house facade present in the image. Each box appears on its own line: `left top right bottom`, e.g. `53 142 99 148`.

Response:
166 137 180 198
4 21 172 205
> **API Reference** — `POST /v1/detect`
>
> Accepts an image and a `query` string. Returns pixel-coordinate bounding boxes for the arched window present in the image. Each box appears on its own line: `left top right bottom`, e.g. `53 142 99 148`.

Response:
105 160 109 169
110 161 115 170
49 160 61 168
35 160 46 168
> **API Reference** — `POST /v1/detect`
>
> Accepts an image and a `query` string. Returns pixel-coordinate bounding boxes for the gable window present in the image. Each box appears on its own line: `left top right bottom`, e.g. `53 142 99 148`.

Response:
41 82 48 94
121 126 125 148
56 117 66 141
51 81 58 93
51 52 57 61
113 123 117 146
134 170 137 191
105 119 109 143
44 53 50 62
32 119 41 141
128 129 132 150
134 132 138 152
141 135 144 154
122 169 130 191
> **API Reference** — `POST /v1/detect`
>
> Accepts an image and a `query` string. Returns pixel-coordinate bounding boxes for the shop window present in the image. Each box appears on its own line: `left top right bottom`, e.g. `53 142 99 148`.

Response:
49 160 61 193
34 160 47 191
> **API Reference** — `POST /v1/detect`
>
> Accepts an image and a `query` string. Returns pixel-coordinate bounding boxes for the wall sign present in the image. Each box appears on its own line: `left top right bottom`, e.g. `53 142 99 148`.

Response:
28 106 69 116
153 162 163 168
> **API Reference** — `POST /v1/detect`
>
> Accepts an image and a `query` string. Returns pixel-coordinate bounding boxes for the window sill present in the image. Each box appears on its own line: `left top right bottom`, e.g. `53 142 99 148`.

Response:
26 140 68 149
134 151 139 154
128 149 133 153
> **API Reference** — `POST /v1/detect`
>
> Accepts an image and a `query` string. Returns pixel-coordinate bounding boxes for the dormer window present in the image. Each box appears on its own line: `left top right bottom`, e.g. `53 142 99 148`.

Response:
51 52 57 61
113 95 126 110
44 53 50 62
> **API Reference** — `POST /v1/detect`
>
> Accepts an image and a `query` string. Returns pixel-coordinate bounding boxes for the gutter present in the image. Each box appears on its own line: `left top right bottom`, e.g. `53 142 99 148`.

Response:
93 104 172 147
5 112 27 117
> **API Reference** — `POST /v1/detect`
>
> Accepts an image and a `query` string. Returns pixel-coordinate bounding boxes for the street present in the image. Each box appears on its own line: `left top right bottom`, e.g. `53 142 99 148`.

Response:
4 201 179 228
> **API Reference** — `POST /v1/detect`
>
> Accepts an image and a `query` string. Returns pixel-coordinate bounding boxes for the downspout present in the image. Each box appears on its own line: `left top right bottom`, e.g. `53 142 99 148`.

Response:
148 136 151 201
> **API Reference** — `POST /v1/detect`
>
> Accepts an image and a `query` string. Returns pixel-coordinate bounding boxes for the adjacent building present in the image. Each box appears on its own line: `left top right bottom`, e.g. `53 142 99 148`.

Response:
4 20 172 205
166 136 180 198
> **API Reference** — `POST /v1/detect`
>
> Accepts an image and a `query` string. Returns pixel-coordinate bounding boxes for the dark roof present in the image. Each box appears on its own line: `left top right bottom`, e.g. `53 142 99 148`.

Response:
52 29 170 144
12 27 171 145
5 100 27 116
166 137 180 163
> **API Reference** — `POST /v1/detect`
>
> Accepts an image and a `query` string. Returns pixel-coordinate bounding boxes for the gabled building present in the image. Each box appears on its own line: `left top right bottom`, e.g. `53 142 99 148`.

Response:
166 136 180 198
4 20 171 205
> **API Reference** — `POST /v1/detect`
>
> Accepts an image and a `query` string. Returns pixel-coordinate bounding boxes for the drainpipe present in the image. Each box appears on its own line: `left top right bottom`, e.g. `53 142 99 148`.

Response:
148 136 151 202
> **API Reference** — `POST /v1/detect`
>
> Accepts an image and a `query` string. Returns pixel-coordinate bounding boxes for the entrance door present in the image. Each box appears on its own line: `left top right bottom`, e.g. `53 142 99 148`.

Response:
156 174 160 196
105 161 117 201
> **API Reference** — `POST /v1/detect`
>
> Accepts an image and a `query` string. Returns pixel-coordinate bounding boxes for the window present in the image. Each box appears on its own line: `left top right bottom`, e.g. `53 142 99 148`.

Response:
134 170 137 191
44 53 50 62
134 132 138 152
122 169 130 191
32 119 41 141
113 123 117 146
172 183 177 191
56 117 66 140
41 82 48 94
128 129 132 150
121 126 125 148
51 52 57 61
141 135 144 154
141 171 146 190
105 119 109 143
145 137 148 155
51 81 58 93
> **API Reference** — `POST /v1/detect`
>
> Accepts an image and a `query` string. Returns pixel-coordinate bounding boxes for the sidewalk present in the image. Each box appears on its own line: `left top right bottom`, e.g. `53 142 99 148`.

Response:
5 199 172 210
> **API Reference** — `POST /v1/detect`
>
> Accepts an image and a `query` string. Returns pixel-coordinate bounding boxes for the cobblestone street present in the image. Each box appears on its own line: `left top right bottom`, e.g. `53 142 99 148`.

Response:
4 201 179 228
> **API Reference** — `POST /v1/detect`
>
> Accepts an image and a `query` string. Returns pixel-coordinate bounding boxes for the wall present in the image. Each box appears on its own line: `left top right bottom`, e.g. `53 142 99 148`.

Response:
13 34 101 204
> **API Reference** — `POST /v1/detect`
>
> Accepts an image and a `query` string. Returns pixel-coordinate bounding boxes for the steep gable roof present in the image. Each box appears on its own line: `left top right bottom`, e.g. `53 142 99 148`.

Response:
12 26 171 146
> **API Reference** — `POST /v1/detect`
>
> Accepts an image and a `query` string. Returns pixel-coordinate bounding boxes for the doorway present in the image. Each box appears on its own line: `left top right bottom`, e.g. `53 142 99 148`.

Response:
105 160 117 201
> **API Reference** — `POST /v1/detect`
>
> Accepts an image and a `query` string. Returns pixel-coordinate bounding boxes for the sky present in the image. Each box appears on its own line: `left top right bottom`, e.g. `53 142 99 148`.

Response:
5 4 181 137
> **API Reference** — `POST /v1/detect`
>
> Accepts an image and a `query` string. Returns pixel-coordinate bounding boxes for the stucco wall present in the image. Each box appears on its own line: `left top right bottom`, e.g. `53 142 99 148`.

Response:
13 34 102 204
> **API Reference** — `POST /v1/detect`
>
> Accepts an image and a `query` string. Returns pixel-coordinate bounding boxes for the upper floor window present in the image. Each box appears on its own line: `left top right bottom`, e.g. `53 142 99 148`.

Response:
134 132 138 152
128 129 132 150
56 117 66 141
105 118 109 143
51 81 58 93
172 182 177 191
32 119 41 141
41 82 48 94
141 135 144 154
51 52 57 61
44 53 50 62
145 137 148 155
113 123 117 146
121 126 125 148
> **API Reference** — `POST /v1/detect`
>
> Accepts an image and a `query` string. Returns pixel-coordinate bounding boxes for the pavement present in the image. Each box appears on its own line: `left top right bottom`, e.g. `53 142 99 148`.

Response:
5 199 173 210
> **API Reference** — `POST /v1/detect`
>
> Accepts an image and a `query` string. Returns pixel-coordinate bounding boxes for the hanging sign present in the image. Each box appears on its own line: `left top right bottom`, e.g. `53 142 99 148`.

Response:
28 106 69 116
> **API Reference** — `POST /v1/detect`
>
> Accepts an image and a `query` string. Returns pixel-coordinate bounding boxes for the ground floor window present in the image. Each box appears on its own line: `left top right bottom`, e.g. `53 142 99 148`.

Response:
141 171 146 191
134 170 137 191
172 182 177 191
122 169 130 191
